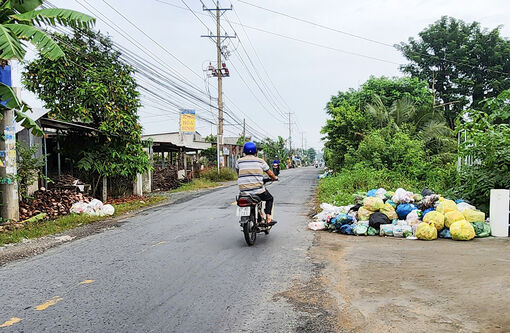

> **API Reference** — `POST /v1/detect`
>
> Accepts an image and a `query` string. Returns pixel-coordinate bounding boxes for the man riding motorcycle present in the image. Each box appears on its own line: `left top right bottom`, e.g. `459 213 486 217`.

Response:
235 142 278 225
272 155 281 176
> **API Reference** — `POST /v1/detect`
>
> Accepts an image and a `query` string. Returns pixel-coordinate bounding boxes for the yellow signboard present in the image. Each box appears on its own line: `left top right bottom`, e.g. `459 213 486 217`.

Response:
180 109 196 133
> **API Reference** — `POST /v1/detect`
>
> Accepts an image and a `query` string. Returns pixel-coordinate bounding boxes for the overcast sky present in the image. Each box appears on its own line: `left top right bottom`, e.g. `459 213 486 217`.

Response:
18 0 510 151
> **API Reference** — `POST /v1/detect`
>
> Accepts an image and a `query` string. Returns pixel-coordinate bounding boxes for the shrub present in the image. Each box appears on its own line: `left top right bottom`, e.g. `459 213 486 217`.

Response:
200 167 237 182
317 164 456 206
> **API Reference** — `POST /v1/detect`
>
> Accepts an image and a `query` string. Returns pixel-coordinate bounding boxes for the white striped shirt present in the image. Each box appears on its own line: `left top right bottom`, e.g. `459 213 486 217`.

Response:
235 155 270 195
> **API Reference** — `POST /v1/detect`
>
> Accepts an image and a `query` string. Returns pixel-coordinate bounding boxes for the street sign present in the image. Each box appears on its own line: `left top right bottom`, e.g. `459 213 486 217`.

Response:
180 109 195 134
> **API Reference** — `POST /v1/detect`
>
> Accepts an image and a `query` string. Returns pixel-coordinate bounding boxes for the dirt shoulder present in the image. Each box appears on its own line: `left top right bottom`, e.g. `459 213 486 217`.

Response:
0 181 236 266
307 232 510 333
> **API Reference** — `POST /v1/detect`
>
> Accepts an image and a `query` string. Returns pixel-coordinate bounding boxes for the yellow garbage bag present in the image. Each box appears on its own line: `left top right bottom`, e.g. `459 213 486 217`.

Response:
450 220 475 241
436 199 457 215
363 197 384 212
423 211 445 230
462 209 485 223
416 222 437 240
357 206 373 221
380 203 397 220
444 210 464 228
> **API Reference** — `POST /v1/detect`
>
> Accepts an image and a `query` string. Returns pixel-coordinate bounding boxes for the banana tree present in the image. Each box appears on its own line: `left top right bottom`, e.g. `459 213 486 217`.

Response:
0 0 95 134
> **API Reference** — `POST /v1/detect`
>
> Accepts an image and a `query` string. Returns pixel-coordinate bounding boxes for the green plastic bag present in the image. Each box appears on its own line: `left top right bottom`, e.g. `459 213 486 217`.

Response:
471 222 491 238
367 226 378 236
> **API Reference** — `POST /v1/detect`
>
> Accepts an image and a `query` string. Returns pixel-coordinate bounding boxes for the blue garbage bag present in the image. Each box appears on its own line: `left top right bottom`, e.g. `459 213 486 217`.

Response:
366 189 378 197
396 203 417 220
386 200 397 208
454 199 465 204
439 228 451 239
422 207 435 219
339 224 354 235
334 213 354 226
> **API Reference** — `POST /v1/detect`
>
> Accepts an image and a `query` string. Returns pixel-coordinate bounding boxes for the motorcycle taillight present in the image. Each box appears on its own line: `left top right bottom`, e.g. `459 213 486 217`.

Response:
237 197 252 206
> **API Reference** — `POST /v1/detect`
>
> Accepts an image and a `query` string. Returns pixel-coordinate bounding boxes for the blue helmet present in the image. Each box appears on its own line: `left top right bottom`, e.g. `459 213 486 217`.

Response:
243 141 257 155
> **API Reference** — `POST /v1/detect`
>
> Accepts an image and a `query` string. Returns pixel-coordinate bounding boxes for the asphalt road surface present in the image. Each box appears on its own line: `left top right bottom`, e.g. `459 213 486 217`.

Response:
0 167 321 332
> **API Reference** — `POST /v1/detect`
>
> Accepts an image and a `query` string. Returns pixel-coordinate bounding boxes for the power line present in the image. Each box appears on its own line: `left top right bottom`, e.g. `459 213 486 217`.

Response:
60 1 263 137
94 0 270 139
237 0 510 76
231 5 293 112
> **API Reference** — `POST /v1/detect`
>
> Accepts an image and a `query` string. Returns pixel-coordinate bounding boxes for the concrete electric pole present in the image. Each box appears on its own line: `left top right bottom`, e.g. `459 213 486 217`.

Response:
287 112 293 156
202 1 235 172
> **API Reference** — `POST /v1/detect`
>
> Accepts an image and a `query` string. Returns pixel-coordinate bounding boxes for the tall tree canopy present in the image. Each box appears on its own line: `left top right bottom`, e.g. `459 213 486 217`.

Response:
23 28 150 180
399 16 510 128
0 0 94 134
322 76 434 167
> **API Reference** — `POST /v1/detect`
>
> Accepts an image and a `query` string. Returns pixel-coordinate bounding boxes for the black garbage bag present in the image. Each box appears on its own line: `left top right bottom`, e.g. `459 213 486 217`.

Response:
348 203 362 214
417 194 440 211
421 188 435 197
369 212 390 231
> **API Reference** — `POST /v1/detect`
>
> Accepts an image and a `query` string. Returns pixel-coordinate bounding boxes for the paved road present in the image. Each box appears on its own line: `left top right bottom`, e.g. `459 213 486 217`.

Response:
0 167 320 332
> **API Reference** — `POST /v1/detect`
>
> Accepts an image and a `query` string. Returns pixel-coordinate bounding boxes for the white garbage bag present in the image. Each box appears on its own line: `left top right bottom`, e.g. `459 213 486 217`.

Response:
70 201 87 214
102 204 115 216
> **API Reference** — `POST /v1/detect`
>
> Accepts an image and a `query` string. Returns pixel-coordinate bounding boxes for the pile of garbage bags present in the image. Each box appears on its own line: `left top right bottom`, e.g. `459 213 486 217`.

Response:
308 188 490 241
70 199 115 217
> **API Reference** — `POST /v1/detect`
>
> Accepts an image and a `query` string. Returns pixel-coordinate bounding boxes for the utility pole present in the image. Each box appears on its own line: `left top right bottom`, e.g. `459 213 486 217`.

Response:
202 2 235 172
286 112 293 156
0 64 19 222
242 118 246 139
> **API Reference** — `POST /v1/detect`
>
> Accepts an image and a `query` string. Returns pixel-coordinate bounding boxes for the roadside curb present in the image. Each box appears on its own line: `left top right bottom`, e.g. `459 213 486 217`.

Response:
0 181 237 267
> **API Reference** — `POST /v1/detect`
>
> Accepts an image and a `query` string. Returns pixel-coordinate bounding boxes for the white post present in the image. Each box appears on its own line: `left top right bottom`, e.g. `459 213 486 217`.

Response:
489 189 509 237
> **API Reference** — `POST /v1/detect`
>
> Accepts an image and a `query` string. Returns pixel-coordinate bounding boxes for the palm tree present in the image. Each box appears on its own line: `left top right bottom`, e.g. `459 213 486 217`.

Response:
366 94 455 154
0 0 94 133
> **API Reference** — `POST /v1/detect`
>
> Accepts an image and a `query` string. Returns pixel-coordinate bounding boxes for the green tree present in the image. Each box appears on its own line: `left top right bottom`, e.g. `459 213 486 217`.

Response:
0 0 94 133
399 16 510 128
456 88 510 211
204 134 216 143
259 136 288 168
16 141 45 198
322 76 434 169
366 94 454 155
307 148 316 162
23 28 150 183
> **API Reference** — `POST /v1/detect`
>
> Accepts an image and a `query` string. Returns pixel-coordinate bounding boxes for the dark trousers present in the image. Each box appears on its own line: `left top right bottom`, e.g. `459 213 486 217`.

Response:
258 190 274 215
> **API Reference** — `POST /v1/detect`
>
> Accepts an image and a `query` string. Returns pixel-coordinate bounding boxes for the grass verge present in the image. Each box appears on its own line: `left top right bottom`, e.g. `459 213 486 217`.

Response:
170 178 220 193
317 166 455 206
0 195 166 246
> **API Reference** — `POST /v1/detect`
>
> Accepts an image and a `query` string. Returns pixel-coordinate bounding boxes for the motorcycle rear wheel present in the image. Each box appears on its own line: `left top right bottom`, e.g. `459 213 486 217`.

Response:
243 218 257 246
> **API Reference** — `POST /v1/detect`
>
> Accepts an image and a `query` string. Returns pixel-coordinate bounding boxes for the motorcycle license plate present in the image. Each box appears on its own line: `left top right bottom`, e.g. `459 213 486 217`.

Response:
236 207 251 217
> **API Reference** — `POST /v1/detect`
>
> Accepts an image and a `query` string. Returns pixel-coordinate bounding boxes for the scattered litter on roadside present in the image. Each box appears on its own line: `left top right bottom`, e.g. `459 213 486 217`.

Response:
71 199 115 217
311 187 490 241
54 235 75 242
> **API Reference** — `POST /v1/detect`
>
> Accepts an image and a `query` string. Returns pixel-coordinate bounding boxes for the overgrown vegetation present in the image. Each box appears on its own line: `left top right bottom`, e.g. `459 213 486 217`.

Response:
320 16 510 209
16 142 45 199
170 178 219 193
455 89 510 212
258 136 289 168
200 167 237 182
23 28 150 192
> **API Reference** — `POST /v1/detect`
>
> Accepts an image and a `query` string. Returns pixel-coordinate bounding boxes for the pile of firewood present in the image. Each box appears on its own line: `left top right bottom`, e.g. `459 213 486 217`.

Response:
53 174 81 188
19 188 93 221
152 165 180 191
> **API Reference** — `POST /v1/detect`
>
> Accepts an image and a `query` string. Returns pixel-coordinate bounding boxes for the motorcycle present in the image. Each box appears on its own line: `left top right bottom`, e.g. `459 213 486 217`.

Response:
273 163 280 176
236 178 276 246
